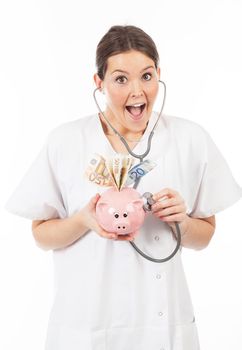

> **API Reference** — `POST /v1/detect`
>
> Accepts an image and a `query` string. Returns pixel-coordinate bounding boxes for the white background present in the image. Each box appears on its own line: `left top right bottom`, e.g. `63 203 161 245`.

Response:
0 0 242 349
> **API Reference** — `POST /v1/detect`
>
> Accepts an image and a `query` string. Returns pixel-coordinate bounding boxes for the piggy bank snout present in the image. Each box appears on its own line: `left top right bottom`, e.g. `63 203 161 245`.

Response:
114 220 131 233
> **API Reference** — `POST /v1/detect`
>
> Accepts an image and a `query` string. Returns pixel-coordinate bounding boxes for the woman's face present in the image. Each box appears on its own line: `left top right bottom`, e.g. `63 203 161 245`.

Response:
94 50 160 135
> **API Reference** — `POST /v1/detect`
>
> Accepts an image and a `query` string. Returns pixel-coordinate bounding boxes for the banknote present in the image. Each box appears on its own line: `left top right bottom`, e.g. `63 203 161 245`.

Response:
120 155 134 189
105 154 134 190
85 154 114 187
125 159 157 186
113 154 122 190
105 157 116 188
85 155 156 188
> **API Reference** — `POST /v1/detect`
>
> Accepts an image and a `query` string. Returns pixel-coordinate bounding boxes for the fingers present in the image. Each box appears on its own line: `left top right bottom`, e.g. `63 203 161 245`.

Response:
98 228 135 241
152 197 181 210
98 229 118 240
89 193 100 208
152 188 187 223
153 212 187 223
153 204 185 217
152 188 178 201
115 234 135 241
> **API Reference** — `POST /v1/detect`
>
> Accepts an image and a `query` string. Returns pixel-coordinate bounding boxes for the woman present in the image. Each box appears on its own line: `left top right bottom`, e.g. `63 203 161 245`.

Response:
5 25 241 350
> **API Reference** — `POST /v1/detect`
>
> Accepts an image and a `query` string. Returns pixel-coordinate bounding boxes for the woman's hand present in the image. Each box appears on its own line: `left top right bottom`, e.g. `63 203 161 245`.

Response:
81 194 135 241
151 188 189 231
150 188 216 249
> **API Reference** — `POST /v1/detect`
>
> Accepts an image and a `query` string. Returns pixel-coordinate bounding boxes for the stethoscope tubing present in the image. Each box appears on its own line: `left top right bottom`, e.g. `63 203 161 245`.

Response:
93 81 181 263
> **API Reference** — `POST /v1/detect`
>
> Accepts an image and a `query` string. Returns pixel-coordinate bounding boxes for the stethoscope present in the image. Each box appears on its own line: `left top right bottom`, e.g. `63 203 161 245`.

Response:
93 80 181 263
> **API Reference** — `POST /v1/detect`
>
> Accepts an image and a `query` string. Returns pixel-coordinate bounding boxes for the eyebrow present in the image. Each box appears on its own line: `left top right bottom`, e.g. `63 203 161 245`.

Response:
111 65 155 75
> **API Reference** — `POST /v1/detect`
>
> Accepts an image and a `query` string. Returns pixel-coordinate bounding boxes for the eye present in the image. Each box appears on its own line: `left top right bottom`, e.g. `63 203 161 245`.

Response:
123 212 128 218
114 213 119 218
116 75 127 84
142 72 152 81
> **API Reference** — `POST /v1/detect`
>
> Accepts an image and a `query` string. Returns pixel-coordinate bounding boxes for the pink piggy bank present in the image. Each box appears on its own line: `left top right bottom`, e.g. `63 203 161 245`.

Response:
96 187 145 235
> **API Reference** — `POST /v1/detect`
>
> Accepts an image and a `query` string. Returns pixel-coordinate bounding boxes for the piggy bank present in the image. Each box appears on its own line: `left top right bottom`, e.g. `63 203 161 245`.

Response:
96 187 145 235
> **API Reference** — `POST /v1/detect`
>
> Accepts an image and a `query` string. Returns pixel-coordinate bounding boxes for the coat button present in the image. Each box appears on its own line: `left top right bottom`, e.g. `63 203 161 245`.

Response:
158 311 163 317
154 235 160 241
156 274 161 279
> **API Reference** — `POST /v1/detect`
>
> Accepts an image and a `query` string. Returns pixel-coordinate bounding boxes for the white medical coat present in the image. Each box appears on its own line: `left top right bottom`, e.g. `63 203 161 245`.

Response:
5 113 242 350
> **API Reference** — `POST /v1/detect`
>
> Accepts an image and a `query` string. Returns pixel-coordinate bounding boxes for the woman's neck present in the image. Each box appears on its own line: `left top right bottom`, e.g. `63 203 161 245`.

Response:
99 112 146 143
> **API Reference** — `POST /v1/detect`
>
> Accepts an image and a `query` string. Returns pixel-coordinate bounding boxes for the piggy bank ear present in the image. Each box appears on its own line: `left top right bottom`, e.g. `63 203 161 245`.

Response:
126 199 144 212
96 201 115 215
96 201 108 214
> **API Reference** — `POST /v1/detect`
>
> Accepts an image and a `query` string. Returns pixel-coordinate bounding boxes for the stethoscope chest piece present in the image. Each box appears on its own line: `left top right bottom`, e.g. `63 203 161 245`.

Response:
142 191 156 211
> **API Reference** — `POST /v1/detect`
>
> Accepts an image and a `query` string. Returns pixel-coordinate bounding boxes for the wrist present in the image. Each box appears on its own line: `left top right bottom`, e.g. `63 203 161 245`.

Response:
178 215 191 237
70 209 88 231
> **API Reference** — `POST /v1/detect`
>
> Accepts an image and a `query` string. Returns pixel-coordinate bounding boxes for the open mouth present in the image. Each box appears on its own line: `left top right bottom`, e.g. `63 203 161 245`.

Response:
125 103 146 120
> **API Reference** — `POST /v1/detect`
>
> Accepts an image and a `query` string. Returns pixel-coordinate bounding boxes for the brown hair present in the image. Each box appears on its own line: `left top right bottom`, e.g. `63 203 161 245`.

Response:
96 25 159 80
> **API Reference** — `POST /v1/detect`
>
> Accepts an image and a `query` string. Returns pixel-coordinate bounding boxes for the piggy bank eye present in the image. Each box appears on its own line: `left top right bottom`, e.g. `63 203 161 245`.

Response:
123 212 128 218
114 213 119 219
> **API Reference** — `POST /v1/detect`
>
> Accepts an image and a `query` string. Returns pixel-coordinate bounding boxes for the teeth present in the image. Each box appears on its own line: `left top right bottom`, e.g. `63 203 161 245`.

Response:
128 103 144 107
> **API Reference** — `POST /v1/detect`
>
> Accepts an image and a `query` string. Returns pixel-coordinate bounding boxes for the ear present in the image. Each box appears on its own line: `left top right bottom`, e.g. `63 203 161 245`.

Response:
96 201 108 213
126 199 144 212
96 201 115 215
156 67 160 80
93 73 103 91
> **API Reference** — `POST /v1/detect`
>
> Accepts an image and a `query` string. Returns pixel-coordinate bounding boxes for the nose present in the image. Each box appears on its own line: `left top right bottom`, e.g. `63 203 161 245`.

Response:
130 81 144 99
131 91 143 98
114 222 131 234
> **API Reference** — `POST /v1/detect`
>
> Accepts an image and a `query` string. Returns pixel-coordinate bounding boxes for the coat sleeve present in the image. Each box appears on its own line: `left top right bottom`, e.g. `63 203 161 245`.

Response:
189 130 242 218
5 131 67 220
